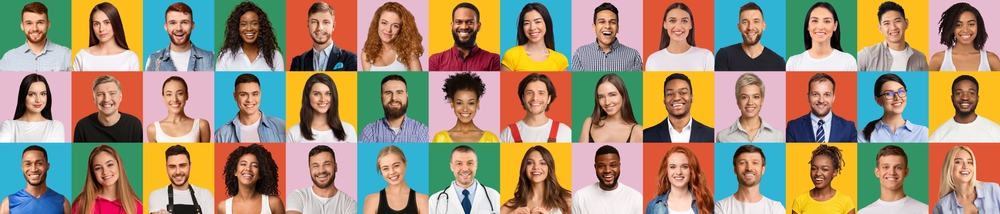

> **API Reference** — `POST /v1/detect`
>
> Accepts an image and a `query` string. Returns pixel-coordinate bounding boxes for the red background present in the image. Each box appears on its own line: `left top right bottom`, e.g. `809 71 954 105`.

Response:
284 0 358 71
928 143 1000 213
71 72 144 139
213 143 288 206
642 143 715 210
499 72 573 129
784 72 858 131
642 0 715 63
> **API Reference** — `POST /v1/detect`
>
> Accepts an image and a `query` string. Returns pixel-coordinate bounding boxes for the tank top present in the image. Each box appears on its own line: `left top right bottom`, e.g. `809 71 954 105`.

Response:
8 188 65 214
377 188 418 214
225 194 272 214
369 53 410 71
155 120 200 142
941 48 991 71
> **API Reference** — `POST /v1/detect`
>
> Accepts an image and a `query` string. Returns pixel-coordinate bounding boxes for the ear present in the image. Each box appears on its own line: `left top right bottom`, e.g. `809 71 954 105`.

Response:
761 20 767 32
902 18 909 30
903 167 910 178
760 165 766 176
662 20 668 30
874 167 879 178
164 22 168 32
834 21 839 32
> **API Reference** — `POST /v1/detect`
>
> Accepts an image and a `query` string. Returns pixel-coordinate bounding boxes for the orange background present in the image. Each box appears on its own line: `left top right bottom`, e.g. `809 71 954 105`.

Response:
642 143 715 210
71 72 144 135
928 143 1000 213
213 143 287 206
784 72 858 127
499 72 573 129
642 0 715 62
284 0 358 71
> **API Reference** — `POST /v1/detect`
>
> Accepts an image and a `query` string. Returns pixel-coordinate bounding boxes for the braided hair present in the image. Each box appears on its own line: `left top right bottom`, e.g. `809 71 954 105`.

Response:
810 144 845 175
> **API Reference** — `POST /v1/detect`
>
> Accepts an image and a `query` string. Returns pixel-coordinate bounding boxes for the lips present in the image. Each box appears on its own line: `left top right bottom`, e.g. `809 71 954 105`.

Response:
459 113 472 118
169 103 181 109
891 102 902 107
960 171 970 176
528 32 540 38
813 177 825 185
743 173 755 180
32 104 43 108
243 103 256 109
603 104 616 113
673 175 685 181
672 29 684 37
314 173 330 182
814 32 827 37
458 172 472 180
530 171 543 177
102 175 114 181
389 174 400 181
959 34 973 40
316 103 328 108
744 106 756 112
815 103 827 109
243 32 256 40
602 174 614 182
99 33 108 38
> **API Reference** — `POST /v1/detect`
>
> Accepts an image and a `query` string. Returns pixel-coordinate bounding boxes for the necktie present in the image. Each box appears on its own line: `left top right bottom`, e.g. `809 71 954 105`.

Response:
462 189 471 214
816 120 826 142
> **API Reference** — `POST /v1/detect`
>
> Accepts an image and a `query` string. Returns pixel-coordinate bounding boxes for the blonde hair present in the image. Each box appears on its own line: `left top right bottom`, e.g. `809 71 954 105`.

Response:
376 145 407 174
939 146 982 198
734 72 765 99
72 145 140 214
92 75 122 91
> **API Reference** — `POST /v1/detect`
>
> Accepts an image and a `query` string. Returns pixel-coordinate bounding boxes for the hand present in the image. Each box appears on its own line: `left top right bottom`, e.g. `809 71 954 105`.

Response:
512 207 531 214
530 207 550 214
152 209 170 214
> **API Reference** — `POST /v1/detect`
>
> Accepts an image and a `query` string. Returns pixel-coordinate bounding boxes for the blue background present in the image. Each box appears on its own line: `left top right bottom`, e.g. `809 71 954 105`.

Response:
713 0 787 58
213 72 287 130
856 72 929 133
142 0 215 68
713 143 787 206
0 143 72 200
499 0 573 69
357 143 429 214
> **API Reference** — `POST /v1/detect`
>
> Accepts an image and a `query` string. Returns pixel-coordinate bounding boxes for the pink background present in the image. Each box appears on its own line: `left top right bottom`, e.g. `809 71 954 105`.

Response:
570 143 644 195
357 0 430 71
141 73 215 142
285 143 359 200
0 72 73 141
713 72 787 136
570 0 644 60
928 0 1000 56
427 72 501 138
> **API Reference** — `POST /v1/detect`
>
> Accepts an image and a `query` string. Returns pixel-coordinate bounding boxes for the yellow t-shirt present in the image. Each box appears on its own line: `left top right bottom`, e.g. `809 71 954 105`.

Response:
431 130 500 142
791 190 855 214
501 46 568 71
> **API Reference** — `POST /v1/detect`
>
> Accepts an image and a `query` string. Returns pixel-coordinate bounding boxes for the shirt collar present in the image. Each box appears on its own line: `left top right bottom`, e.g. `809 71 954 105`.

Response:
231 110 273 128
730 117 776 134
946 184 988 210
875 119 916 132
881 41 913 55
380 116 412 129
451 44 482 58
666 116 693 132
314 42 338 57
236 46 263 58
452 179 479 195
591 38 621 53
809 111 834 125
20 39 56 54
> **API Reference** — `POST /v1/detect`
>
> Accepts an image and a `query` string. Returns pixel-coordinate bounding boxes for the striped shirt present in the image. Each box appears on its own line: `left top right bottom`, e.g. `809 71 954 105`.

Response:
570 39 643 71
214 111 287 143
0 40 72 71
359 116 428 143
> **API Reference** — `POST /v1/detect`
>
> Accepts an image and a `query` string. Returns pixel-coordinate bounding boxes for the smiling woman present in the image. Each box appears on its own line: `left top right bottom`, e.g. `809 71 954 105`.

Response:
218 143 285 214
146 76 211 143
790 144 854 214
362 145 429 214
71 144 143 214
0 73 65 142
786 2 857 71
217 1 285 71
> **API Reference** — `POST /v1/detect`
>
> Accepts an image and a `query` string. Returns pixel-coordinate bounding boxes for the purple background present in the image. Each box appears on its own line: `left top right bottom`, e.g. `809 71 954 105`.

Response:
570 143 644 195
357 0 430 71
928 0 1000 57
570 0 644 61
142 72 215 142
0 72 73 141
285 143 359 200
427 72 501 139
713 72 787 136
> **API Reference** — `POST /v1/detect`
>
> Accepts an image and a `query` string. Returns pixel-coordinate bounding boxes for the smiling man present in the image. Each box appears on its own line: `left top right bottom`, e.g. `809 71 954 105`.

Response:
428 145 501 214
858 1 928 71
74 75 143 142
572 145 642 214
428 2 499 71
715 2 785 71
716 144 784 214
786 73 857 142
148 145 215 214
0 2 72 71
858 145 927 214
929 75 1000 142
0 146 70 214
290 2 357 71
214 73 286 142
570 2 643 71
287 145 356 214
644 73 714 142
500 73 572 142
360 74 429 142
145 2 215 71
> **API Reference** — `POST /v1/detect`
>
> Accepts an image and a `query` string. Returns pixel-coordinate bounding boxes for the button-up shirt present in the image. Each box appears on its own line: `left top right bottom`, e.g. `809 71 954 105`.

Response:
313 43 334 71
933 182 1000 214
717 118 785 142
359 116 429 142
645 188 700 214
428 44 500 71
666 117 693 143
453 180 479 204
0 39 72 71
214 111 287 142
571 39 643 71
811 112 833 143
216 47 285 71
858 119 928 143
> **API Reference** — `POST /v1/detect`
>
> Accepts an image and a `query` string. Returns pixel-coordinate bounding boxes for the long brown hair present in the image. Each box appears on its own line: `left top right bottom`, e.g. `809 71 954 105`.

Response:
88 2 129 49
72 145 140 214
362 2 423 67
503 146 571 212
589 73 637 128
655 146 713 214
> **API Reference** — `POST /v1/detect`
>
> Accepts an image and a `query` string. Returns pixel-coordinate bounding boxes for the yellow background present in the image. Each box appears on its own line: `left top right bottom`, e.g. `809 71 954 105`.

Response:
642 72 715 128
428 0 501 56
785 143 857 214
285 72 359 133
499 143 573 203
855 0 929 60
72 0 144 69
142 143 216 211
928 72 1000 133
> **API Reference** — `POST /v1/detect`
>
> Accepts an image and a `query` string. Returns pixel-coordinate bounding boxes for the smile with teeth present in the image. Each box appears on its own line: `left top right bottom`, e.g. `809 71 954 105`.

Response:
673 175 684 180
531 171 543 176
389 175 400 181
243 103 256 108
815 32 827 37
888 31 900 36
672 30 684 36
602 31 612 36
891 102 902 106
814 177 824 181
529 32 540 38
884 177 898 181
102 175 113 181
961 171 970 175
743 173 755 179
244 33 255 39
960 34 973 39
459 113 472 117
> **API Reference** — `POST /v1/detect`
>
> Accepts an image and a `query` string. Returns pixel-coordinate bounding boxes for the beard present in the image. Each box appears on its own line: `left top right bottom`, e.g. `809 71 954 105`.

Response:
312 30 330 46
737 171 760 187
384 101 408 120
312 172 335 189
741 31 762 46
170 30 191 46
25 30 47 44
597 173 620 190
25 173 46 186
452 28 479 50
171 173 190 187
955 103 978 117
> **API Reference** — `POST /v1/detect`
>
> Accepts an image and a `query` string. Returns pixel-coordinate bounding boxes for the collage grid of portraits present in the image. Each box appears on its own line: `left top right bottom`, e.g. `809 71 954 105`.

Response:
1 0 1000 214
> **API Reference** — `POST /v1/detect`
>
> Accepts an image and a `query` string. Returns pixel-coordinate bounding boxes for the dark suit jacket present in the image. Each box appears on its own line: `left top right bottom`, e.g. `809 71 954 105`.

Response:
786 113 858 142
644 117 715 142
290 47 358 71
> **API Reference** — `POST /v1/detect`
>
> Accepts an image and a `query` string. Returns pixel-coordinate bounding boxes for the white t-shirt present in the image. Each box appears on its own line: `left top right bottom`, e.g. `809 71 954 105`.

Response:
571 183 643 214
499 119 572 142
0 120 65 142
148 184 216 214
171 50 191 71
286 122 358 143
216 48 285 71
286 187 357 214
240 116 262 142
786 50 858 71
645 47 714 71
715 195 786 214
889 49 908 71
930 116 1000 142
857 196 928 214
73 49 140 71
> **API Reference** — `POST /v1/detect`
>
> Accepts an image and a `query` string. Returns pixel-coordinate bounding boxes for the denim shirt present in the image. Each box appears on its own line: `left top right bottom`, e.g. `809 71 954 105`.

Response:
645 188 704 214
145 43 215 71
214 111 286 142
933 182 1000 214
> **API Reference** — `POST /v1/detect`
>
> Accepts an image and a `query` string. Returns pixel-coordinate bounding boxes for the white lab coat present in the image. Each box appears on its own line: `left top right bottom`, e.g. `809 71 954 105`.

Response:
428 181 501 214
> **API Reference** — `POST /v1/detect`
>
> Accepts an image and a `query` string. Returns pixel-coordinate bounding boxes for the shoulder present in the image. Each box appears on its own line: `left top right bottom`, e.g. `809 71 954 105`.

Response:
341 121 357 132
0 120 13 127
416 192 429 202
121 113 142 123
272 50 284 58
691 47 714 56
550 50 568 59
858 43 879 56
216 199 227 214
982 181 1000 191
122 50 139 57
432 130 450 141
931 51 946 61
788 114 810 125
504 46 525 55
198 119 211 128
557 121 572 131
834 50 857 61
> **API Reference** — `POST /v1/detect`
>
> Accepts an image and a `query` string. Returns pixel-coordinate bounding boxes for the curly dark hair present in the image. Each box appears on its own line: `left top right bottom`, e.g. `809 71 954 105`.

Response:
810 144 845 175
221 1 281 70
442 72 485 102
224 144 280 197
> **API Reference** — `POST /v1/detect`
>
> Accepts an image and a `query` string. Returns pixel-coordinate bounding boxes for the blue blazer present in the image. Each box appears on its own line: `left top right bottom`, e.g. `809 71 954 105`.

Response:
786 113 858 142
643 117 715 142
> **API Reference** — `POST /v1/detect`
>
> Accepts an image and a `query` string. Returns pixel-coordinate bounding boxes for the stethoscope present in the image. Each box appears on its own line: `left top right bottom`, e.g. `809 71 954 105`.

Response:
436 182 495 214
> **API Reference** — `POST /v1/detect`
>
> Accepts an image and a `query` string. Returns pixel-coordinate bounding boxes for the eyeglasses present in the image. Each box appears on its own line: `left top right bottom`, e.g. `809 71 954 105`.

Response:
880 89 906 100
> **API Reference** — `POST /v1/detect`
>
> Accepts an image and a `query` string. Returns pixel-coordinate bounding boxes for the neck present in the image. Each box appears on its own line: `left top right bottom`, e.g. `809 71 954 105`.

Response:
313 42 332 53
879 187 906 202
94 41 120 52
241 43 259 54
238 110 262 126
523 41 548 53
24 182 48 198
171 183 189 191
97 112 122 127
808 44 834 58
739 116 762 130
311 112 330 130
17 112 47 122
734 184 763 203
169 41 192 53
956 182 976 198
669 114 691 132
312 184 338 198
667 185 690 197
953 43 978 52
604 113 623 124
810 185 835 196
530 182 545 200
456 180 474 190
237 184 258 200
387 115 405 128
381 42 394 52
741 43 764 58
886 40 906 51
452 119 479 132
99 184 118 201
954 112 978 124
27 38 47 54
666 40 691 54
165 111 189 123
880 114 905 132
385 183 410 195
599 39 615 53
522 113 549 127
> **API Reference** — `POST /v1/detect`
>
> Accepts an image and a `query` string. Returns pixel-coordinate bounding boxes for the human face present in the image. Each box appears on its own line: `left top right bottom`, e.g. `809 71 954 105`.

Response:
663 8 691 43
737 85 763 119
952 79 978 115
876 81 906 115
309 152 336 189
810 155 836 189
165 11 193 47
310 83 333 115
162 80 187 114
237 154 259 186
735 152 764 187
593 10 618 46
239 11 260 44
522 10 546 44
667 152 691 189
166 154 190 187
808 80 835 118
22 150 48 186
664 79 692 118
522 81 551 115
381 80 408 119
92 11 114 45
597 82 622 117
875 155 907 191
451 151 477 187
308 11 334 46
879 10 907 44
451 90 478 124
25 82 47 115
377 11 401 43
234 82 261 116
92 151 119 188
378 153 406 185
594 153 621 190
807 7 837 45
525 151 548 184
738 9 764 46
952 150 975 184
93 82 121 116
21 12 49 44
452 8 479 49
954 11 978 46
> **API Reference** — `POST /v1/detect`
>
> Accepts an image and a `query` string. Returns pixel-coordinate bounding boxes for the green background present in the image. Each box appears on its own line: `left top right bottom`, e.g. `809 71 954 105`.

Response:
358 72 429 131
857 143 929 207
0 0 72 53
570 72 644 142
214 0 286 57
785 0 858 59
428 144 501 195
71 143 145 201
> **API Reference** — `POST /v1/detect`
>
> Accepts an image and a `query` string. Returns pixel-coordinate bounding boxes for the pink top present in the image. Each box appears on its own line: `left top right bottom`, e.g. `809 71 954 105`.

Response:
72 196 143 214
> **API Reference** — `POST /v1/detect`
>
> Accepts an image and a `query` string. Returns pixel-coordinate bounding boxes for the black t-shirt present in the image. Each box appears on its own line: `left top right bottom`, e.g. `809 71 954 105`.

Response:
74 112 144 142
715 43 786 71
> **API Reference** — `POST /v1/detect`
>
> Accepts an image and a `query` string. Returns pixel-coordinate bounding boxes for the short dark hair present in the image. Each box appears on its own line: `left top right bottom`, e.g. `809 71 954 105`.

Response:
23 145 48 161
162 76 189 95
308 1 335 17
452 2 480 21
952 75 979 92
22 2 48 20
165 144 191 162
877 1 905 21
308 145 336 162
517 73 557 111
732 144 766 167
738 2 763 19
664 73 693 95
808 73 837 92
875 145 908 167
593 2 619 24
234 73 261 89
938 2 988 50
594 145 620 160
381 74 408 88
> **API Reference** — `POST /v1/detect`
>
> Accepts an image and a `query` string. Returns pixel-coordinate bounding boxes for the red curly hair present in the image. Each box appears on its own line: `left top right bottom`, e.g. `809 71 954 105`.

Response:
655 146 714 214
362 2 423 67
